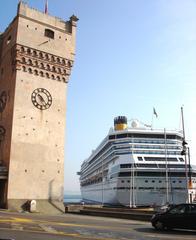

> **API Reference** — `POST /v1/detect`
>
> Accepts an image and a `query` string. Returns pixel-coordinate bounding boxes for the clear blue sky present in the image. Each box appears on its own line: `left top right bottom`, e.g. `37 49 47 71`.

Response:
1 0 196 194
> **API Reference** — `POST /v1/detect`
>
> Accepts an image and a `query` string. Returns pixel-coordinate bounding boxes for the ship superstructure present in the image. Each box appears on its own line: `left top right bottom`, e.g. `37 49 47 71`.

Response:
78 116 196 206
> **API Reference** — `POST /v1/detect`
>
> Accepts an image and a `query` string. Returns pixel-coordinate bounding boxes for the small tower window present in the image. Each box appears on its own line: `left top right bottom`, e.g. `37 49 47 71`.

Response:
7 36 11 44
45 29 55 39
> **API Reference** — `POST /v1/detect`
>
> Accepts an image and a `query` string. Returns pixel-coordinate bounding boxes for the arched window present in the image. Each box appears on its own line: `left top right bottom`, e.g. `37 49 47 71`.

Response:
51 74 55 80
46 64 50 70
40 63 44 69
62 59 65 65
57 57 60 63
27 48 31 55
46 73 50 78
34 69 38 75
21 46 25 52
32 50 37 56
56 76 60 81
22 66 26 72
22 57 26 63
28 68 32 74
40 71 44 77
58 68 61 73
34 60 39 67
52 66 56 72
28 59 32 65
39 52 43 58
45 29 55 39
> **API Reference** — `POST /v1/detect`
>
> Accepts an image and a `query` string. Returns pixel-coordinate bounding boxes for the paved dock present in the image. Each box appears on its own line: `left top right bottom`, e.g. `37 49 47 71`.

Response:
0 210 196 240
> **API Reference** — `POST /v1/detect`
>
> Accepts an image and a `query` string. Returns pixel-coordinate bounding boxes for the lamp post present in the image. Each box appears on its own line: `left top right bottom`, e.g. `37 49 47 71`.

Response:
181 106 189 203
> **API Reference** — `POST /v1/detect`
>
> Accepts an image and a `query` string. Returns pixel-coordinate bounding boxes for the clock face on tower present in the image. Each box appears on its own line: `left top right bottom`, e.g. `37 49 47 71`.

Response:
31 88 52 110
0 91 7 113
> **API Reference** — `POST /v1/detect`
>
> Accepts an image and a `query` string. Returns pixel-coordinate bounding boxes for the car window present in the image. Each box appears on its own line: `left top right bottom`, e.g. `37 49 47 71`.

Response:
169 205 186 214
188 205 196 213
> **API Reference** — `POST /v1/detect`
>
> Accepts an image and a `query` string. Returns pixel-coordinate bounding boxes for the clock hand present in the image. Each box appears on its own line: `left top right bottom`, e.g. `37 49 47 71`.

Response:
37 94 46 104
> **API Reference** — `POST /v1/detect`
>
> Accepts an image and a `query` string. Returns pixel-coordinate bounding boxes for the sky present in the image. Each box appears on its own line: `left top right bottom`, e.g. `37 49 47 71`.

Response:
0 0 196 194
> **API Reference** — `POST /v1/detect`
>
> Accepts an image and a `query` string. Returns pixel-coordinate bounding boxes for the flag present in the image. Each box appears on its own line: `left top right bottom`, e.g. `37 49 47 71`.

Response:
45 0 48 14
153 107 158 118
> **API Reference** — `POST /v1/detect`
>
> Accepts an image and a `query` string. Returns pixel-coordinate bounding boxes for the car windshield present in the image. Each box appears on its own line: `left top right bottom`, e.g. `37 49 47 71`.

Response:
168 205 187 214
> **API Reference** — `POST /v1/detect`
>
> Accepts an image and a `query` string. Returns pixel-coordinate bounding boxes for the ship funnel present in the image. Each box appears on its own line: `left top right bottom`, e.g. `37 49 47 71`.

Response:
114 116 127 131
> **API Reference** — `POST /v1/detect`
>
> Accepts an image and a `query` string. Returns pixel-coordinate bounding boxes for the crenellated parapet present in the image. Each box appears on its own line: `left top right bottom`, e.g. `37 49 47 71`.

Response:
11 44 74 83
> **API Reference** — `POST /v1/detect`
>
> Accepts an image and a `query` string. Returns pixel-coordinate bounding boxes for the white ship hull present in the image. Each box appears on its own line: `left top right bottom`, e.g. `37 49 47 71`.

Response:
81 177 189 206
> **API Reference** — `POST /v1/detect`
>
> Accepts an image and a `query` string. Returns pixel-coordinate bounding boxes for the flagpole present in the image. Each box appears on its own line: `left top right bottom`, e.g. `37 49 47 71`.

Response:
45 0 48 14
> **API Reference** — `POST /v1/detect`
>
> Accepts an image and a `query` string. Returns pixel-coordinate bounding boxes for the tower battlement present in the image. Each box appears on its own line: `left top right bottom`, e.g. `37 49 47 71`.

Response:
17 1 77 33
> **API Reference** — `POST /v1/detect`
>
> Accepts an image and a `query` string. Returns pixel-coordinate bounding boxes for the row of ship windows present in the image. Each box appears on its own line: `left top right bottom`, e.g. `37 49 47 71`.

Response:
113 140 179 145
137 157 184 162
111 172 196 178
120 180 184 184
113 187 186 190
117 151 180 155
109 134 182 141
121 145 181 150
120 163 187 169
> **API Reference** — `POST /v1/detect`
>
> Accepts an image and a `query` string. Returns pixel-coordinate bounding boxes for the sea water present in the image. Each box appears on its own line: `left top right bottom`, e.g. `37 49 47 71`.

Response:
64 194 82 204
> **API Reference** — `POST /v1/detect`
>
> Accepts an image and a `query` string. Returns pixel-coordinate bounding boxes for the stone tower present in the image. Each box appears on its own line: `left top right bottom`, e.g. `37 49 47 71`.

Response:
0 2 78 210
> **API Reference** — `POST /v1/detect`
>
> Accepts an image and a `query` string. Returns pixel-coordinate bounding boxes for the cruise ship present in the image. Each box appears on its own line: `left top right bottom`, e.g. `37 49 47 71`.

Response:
78 116 196 207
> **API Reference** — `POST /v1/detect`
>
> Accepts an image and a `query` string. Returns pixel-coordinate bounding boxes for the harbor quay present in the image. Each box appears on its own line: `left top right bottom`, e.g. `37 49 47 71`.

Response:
1 210 196 240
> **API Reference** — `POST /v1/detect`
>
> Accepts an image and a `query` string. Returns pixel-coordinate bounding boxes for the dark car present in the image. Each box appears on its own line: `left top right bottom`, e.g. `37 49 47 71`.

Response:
151 203 196 230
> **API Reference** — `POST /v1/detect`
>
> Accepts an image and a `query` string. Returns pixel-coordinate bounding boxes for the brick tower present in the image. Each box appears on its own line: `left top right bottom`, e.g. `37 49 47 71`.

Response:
0 2 78 210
